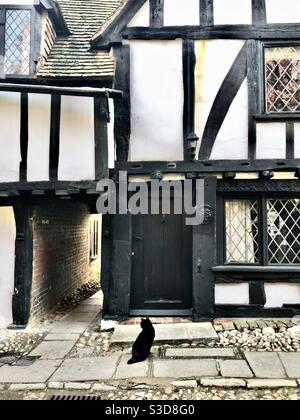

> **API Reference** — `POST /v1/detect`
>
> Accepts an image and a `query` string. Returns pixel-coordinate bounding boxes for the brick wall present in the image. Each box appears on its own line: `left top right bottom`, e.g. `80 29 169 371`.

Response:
30 199 100 319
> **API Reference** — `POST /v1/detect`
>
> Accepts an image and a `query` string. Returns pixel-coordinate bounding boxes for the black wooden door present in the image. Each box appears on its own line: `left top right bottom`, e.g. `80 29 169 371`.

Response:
130 211 192 315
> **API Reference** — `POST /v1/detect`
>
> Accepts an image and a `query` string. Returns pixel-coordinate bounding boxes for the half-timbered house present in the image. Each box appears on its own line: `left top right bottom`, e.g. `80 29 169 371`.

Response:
1 0 300 328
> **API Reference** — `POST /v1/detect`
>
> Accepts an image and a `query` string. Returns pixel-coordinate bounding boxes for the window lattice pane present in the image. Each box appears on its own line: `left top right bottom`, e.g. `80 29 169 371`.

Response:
225 200 259 264
4 9 31 75
265 47 300 113
267 199 300 264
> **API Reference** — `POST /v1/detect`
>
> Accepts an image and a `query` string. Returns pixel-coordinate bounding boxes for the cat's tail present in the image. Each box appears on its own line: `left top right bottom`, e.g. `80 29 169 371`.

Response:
127 358 135 365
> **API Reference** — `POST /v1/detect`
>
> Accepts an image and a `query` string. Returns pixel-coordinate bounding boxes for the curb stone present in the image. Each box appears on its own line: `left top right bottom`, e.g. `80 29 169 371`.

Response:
92 384 118 392
9 384 47 391
64 383 91 390
48 382 64 390
247 379 298 389
200 379 246 388
171 380 198 389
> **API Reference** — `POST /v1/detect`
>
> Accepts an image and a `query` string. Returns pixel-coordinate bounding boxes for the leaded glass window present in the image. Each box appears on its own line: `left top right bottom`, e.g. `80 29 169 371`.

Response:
225 200 259 264
4 9 31 75
267 199 300 264
265 47 300 113
224 197 300 266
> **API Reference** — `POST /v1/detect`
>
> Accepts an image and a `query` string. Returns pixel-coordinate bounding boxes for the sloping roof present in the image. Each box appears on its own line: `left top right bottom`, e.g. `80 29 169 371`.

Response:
37 0 124 80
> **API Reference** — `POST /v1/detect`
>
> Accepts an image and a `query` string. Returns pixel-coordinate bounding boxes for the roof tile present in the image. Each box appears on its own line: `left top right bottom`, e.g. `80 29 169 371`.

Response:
37 0 124 79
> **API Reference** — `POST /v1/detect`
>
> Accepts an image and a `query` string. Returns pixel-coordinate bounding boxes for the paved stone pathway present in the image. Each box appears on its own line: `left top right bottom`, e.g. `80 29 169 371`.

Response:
0 292 300 392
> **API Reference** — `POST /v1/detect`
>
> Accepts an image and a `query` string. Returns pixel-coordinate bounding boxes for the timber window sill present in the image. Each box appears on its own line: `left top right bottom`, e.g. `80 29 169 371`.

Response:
213 265 300 273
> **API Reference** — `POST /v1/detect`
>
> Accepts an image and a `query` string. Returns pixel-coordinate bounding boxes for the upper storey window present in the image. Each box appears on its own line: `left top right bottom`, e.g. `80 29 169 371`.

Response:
265 46 300 113
4 9 31 75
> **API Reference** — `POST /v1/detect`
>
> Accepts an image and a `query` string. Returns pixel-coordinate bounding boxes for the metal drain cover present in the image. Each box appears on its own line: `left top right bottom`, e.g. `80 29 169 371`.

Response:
49 394 102 401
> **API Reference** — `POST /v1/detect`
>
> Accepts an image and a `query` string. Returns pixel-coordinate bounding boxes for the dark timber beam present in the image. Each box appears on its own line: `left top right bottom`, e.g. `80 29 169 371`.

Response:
183 39 197 161
218 179 300 193
91 0 147 50
286 122 295 159
20 93 29 182
0 83 122 99
150 0 164 27
215 305 299 318
115 159 300 174
114 46 131 162
12 201 33 327
122 25 300 41
49 95 61 181
252 0 267 27
200 0 214 26
94 97 109 180
249 282 267 306
255 114 300 122
199 43 247 160
247 40 263 160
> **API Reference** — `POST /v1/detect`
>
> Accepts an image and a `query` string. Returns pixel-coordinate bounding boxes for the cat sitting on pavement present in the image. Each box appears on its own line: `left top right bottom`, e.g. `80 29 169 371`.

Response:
127 318 155 365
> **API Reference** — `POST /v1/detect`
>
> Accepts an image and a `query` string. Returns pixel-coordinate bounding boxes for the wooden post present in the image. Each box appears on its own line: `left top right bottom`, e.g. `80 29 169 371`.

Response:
193 177 217 321
12 200 33 327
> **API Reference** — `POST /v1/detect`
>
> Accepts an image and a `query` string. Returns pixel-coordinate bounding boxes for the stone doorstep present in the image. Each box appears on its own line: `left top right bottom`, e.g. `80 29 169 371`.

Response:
111 323 218 345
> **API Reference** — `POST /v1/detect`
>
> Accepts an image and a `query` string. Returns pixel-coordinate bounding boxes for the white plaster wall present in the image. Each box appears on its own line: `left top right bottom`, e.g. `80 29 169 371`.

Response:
215 284 249 305
128 40 184 162
0 207 16 329
127 1 149 27
58 96 95 181
265 284 300 308
294 123 300 158
256 123 286 159
164 0 200 26
0 92 21 182
108 98 115 169
214 0 252 25
266 0 300 23
195 40 246 153
210 79 248 159
27 94 51 182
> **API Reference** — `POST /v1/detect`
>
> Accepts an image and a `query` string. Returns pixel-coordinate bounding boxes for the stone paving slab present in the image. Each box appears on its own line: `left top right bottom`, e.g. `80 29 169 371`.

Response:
64 312 97 323
111 325 140 344
44 333 81 342
154 324 189 342
185 323 218 340
29 341 77 360
219 360 254 378
245 352 286 379
278 353 300 379
0 361 60 384
153 359 218 378
247 379 298 389
50 322 89 335
165 348 235 358
72 306 100 314
111 323 218 345
81 300 102 306
114 356 149 380
50 356 119 382
89 291 103 300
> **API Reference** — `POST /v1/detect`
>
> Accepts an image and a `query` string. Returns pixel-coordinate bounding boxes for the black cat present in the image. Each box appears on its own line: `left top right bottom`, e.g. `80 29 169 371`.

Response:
127 318 155 365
